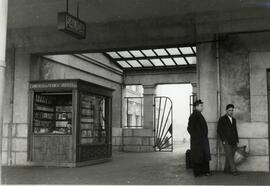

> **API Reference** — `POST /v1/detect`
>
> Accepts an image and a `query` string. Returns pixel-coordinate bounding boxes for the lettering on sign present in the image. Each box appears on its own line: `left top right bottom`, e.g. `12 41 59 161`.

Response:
58 12 86 39
30 82 77 89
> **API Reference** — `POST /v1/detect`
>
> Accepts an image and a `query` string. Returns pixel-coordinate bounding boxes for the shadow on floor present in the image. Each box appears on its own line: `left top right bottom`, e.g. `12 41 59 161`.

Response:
2 143 270 185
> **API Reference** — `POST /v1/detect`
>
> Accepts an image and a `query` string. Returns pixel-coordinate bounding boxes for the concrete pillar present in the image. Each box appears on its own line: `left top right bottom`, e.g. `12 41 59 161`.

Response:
143 85 156 129
197 41 218 170
191 83 197 95
0 0 8 182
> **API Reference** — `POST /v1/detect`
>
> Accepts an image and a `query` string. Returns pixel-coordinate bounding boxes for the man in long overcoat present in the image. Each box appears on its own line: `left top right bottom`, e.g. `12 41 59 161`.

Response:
187 99 211 177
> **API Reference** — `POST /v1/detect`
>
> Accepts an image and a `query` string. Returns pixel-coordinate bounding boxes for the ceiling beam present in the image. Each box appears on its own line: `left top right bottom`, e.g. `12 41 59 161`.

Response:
108 53 195 61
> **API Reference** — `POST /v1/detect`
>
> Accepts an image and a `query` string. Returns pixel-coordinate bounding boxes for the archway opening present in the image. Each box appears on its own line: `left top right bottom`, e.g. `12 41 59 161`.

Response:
156 83 192 153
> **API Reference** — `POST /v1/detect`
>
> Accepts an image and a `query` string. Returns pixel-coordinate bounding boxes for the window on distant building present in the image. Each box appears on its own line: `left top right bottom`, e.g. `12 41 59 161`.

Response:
125 85 144 97
127 114 133 127
136 115 141 126
124 97 143 128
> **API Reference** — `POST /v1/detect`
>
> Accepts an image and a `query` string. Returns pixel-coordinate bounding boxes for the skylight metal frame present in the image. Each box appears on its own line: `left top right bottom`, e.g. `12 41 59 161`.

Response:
104 46 197 70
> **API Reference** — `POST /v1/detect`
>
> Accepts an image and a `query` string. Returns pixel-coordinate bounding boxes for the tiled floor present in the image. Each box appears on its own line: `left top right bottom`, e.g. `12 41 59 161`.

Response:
2 144 270 185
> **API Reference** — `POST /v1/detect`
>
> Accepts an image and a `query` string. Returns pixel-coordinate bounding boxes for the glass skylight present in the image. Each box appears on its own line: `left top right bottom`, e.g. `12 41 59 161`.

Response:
154 49 168 56
141 49 156 57
179 47 193 54
118 51 133 58
139 59 153 67
106 52 121 59
174 57 186 65
129 50 144 57
162 58 175 66
127 60 142 67
150 59 164 66
104 46 196 69
117 60 130 68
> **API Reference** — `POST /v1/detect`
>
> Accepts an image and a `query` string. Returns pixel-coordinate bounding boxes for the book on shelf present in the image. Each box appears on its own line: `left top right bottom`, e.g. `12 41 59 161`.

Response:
80 118 94 123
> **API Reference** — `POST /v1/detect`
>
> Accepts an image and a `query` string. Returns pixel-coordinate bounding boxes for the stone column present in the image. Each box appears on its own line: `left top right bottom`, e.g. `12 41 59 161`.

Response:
191 83 197 95
0 0 8 182
143 85 156 129
197 42 218 170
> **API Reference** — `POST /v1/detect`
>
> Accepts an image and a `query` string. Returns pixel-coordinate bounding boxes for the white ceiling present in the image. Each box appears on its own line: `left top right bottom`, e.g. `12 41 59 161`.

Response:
8 0 270 28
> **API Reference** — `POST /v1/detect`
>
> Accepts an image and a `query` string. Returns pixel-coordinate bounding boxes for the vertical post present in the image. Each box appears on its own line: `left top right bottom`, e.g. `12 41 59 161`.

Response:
216 34 222 170
121 85 126 128
190 83 197 114
142 85 156 129
66 0 69 13
267 71 270 171
196 44 200 98
126 97 129 127
121 85 126 151
171 101 173 152
77 2 79 18
191 83 197 95
0 0 8 182
141 97 143 127
141 85 156 151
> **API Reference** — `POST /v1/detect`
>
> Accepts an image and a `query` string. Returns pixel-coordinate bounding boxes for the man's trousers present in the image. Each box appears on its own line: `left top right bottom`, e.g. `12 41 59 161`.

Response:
223 142 237 173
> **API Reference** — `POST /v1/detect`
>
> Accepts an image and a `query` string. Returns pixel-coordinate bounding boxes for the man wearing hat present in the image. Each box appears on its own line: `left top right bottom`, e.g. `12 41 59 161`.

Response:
187 100 211 177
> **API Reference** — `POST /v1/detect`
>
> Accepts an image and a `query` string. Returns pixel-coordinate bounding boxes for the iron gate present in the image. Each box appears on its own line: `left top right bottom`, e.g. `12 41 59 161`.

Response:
154 96 173 152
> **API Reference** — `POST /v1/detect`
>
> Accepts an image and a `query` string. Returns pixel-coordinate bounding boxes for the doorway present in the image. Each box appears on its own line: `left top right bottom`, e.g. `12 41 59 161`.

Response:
156 84 193 153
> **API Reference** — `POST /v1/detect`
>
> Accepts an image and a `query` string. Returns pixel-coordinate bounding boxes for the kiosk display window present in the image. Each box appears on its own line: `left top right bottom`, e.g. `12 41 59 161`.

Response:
29 79 113 167
33 93 72 135
80 93 106 144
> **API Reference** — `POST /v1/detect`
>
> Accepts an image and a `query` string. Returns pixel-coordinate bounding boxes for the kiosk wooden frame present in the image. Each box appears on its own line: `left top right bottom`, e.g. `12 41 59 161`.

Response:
28 79 113 167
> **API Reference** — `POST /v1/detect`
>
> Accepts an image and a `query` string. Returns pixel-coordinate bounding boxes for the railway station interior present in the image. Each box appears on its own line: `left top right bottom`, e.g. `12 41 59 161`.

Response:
1 0 270 185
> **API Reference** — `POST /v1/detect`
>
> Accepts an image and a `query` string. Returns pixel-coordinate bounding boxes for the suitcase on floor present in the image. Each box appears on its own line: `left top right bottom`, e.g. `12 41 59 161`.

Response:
185 149 193 169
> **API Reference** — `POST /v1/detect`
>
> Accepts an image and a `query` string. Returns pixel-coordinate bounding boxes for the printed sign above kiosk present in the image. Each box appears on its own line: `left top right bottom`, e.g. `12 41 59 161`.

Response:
58 12 86 39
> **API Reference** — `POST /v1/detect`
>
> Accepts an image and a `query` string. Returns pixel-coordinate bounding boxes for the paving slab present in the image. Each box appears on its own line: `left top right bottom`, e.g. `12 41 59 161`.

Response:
1 144 270 185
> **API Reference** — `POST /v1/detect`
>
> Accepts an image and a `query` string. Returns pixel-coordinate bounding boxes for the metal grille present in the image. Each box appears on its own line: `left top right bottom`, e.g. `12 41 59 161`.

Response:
154 96 173 152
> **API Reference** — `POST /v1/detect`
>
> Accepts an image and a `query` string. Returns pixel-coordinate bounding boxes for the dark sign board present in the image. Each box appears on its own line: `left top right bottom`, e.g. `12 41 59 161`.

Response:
58 12 86 39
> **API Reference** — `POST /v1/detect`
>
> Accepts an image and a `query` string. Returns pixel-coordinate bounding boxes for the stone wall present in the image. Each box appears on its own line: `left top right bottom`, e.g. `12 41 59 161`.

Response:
32 55 123 128
122 129 154 152
112 127 122 151
2 48 31 165
219 37 251 121
246 52 270 171
218 34 269 171
198 33 270 172
2 52 124 165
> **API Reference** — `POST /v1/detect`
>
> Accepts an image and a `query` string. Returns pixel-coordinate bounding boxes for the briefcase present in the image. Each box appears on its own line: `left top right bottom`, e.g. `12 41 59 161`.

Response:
234 145 249 165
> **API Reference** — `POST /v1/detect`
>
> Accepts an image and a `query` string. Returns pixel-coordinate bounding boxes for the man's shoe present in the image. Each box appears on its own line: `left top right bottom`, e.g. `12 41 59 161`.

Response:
204 172 212 176
232 171 239 176
194 174 203 178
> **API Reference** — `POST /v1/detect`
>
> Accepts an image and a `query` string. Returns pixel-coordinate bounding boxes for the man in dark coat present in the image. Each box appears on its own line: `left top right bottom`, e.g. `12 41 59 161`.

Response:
217 104 239 176
187 100 211 177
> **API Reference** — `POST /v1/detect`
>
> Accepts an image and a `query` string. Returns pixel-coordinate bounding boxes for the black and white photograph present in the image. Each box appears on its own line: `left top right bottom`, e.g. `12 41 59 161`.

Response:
0 0 270 185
